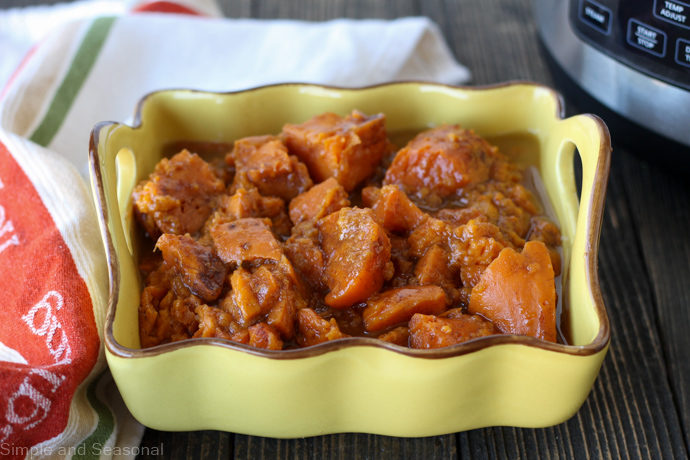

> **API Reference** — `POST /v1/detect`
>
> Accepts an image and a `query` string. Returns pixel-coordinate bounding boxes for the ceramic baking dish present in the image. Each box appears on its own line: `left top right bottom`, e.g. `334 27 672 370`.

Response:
89 82 611 437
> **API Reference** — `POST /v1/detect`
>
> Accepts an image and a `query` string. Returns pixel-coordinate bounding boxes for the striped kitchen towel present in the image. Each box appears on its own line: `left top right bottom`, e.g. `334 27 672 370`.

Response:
0 0 469 458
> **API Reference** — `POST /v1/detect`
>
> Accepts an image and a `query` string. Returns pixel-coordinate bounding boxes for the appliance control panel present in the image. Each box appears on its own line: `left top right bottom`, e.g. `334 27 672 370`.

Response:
568 0 690 89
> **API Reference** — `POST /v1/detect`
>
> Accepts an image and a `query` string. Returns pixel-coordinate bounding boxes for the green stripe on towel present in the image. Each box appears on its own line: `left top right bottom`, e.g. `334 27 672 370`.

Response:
30 16 116 147
72 371 116 460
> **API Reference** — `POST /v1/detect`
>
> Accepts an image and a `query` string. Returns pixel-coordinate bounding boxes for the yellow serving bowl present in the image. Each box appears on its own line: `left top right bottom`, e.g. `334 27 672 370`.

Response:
89 82 611 437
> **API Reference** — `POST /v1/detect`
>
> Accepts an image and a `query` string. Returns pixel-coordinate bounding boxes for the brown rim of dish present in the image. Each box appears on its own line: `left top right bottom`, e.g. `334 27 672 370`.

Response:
89 80 612 361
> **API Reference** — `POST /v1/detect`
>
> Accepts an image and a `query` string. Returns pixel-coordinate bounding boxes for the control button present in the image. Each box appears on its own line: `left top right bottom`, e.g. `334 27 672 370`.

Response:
578 0 612 34
627 19 667 57
676 39 690 67
654 0 690 29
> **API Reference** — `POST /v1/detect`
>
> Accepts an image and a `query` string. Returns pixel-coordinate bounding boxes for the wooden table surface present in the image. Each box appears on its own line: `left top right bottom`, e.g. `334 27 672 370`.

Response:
3 0 690 458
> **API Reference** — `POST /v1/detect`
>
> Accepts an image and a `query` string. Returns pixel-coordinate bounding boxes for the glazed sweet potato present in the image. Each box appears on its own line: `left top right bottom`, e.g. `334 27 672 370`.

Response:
384 126 499 200
133 150 225 238
468 240 557 342
409 312 499 349
296 308 349 347
378 326 410 346
318 207 392 309
210 217 283 267
362 184 428 234
248 322 284 350
230 135 312 201
135 111 563 350
288 177 350 225
216 187 292 237
155 233 226 302
283 110 390 192
362 285 448 332
283 222 326 290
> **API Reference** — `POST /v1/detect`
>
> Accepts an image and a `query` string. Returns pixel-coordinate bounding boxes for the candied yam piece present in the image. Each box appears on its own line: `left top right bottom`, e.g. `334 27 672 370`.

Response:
265 256 307 339
362 285 448 333
296 308 349 347
224 256 305 338
228 268 263 326
435 194 498 226
449 218 514 291
414 244 462 303
384 126 498 199
248 323 284 350
219 187 292 236
288 177 350 225
211 217 283 267
284 222 326 290
408 217 452 258
231 135 312 201
155 233 226 302
283 110 389 192
170 291 201 332
468 241 557 342
378 326 410 347
363 185 428 234
490 155 524 183
387 235 416 288
527 216 563 276
408 313 499 349
318 208 392 309
132 150 225 238
139 285 169 347
141 287 200 347
193 304 241 340
414 244 450 286
492 191 533 238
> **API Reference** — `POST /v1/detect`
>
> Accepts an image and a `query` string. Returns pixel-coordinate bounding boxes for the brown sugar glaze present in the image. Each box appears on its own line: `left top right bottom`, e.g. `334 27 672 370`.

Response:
134 112 565 351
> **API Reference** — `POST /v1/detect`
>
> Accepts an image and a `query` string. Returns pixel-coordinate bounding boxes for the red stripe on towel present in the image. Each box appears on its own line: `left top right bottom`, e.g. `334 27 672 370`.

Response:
132 1 203 15
0 141 100 457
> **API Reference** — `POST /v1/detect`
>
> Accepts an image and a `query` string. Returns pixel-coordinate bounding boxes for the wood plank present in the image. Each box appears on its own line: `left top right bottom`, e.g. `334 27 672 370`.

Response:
138 430 232 459
251 0 418 21
234 434 457 459
424 0 553 85
618 153 690 454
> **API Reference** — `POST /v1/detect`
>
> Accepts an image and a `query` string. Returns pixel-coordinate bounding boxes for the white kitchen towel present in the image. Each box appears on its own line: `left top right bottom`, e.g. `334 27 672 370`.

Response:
0 0 469 458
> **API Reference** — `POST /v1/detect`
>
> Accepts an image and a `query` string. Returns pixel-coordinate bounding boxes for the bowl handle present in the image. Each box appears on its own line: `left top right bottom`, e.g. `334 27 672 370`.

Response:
548 113 611 346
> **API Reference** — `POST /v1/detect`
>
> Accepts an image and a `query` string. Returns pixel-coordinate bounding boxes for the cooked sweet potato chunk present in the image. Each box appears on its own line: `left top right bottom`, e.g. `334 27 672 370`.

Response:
409 312 499 349
284 222 326 290
283 110 389 192
362 285 448 333
378 326 410 346
139 280 200 348
468 241 557 342
132 150 225 238
227 268 263 326
296 308 349 347
230 135 312 201
318 208 392 309
415 244 451 286
155 233 226 302
450 218 514 296
211 217 283 267
248 323 284 350
217 187 292 236
362 185 428 233
224 256 305 339
288 177 350 225
135 115 564 350
408 217 453 258
384 126 498 199
527 216 562 276
193 305 242 340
